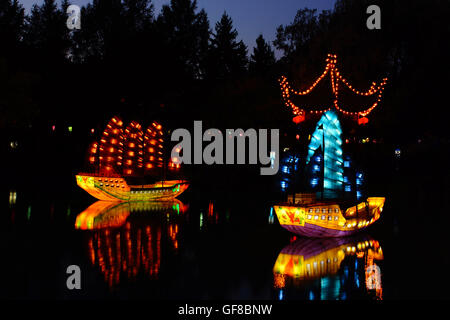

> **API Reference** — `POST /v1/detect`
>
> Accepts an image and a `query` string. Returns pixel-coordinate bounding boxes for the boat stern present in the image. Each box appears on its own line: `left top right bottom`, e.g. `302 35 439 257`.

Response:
367 197 385 222
367 197 385 210
171 181 190 198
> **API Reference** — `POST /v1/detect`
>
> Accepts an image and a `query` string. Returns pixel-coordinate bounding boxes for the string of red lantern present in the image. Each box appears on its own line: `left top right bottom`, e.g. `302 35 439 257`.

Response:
279 54 388 122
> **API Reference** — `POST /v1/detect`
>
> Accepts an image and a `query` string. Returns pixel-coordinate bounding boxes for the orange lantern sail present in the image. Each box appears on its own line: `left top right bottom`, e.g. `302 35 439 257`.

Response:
144 122 164 176
123 121 144 177
88 116 183 178
98 116 124 175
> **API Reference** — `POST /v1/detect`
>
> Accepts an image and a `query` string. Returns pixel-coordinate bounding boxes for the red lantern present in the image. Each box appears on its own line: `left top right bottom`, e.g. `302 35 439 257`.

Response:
358 116 369 125
293 114 305 124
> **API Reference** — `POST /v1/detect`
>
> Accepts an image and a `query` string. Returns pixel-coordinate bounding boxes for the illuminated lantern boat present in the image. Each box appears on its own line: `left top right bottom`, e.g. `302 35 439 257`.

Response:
274 110 385 237
76 117 189 201
273 197 385 237
76 175 189 201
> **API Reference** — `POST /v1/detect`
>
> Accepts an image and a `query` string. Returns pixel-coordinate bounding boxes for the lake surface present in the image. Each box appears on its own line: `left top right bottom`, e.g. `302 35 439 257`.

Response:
2 168 450 300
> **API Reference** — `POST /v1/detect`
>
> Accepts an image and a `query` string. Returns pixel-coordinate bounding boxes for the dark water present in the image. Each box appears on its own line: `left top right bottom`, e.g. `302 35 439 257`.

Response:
2 166 450 300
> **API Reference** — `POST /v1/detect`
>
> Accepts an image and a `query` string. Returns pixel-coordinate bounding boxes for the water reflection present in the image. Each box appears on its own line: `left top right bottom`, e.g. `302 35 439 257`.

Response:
75 200 187 288
273 235 383 300
75 200 187 230
9 190 17 206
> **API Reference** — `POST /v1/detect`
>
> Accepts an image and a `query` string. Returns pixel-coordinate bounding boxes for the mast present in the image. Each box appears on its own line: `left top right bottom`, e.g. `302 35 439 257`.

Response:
162 153 166 187
317 124 325 200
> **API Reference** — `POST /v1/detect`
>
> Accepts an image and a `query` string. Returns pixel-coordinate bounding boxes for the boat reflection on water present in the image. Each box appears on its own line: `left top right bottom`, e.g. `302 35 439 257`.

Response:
75 200 187 230
75 200 187 288
273 235 383 300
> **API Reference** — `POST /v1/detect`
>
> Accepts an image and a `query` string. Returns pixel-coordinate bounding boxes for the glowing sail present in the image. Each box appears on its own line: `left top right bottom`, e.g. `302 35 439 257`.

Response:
98 116 124 175
306 110 344 199
123 121 144 177
143 122 164 176
87 117 177 177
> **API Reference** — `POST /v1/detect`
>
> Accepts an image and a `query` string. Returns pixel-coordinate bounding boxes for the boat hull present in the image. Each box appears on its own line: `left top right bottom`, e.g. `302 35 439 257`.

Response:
281 223 357 237
273 197 385 238
76 174 189 201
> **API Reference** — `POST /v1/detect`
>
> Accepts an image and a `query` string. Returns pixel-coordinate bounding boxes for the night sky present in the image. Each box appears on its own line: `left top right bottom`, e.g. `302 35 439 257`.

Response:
19 0 337 56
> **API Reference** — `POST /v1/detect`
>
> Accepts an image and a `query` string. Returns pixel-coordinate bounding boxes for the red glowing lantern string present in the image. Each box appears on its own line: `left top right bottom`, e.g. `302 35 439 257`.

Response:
279 54 388 121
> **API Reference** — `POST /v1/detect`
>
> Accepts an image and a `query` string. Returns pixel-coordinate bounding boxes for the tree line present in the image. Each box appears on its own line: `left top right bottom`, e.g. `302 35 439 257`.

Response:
1 0 450 144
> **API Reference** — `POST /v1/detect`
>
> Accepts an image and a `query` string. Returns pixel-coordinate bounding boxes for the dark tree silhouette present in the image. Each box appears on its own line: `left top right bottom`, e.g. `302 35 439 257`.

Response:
123 0 154 33
0 0 449 144
249 34 276 76
157 0 210 80
207 12 248 80
78 0 125 61
274 8 319 59
0 0 25 57
24 0 69 65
